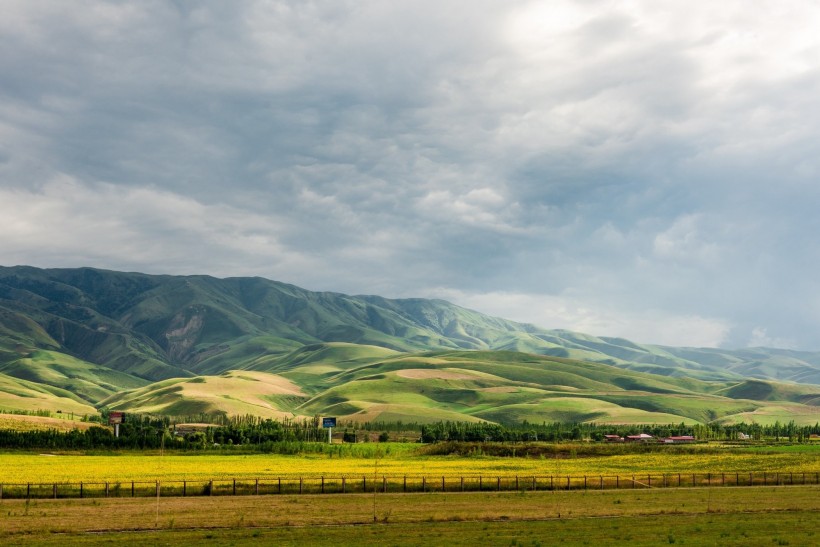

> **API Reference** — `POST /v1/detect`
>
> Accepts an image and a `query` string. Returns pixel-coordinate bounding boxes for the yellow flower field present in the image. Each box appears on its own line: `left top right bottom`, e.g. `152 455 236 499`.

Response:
1 447 819 484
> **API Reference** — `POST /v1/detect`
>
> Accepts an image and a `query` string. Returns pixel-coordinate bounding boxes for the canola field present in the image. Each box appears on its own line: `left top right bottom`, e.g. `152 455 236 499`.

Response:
2 444 819 484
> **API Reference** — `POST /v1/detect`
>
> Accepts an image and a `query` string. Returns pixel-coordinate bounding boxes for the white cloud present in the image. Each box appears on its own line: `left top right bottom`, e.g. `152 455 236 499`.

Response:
0 177 316 278
747 327 797 350
429 288 731 348
652 214 720 263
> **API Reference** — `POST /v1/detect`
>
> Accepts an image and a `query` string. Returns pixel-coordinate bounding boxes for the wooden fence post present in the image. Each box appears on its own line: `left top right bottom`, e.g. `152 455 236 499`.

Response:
255 479 259 495
53 484 57 499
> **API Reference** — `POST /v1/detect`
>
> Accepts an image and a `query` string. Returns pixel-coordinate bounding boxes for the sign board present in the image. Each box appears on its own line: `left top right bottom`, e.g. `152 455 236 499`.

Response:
108 412 125 425
322 417 336 428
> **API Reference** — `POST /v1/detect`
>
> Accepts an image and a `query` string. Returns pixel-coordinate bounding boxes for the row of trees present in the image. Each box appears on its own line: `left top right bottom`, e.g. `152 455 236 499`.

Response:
418 420 820 443
1 413 818 450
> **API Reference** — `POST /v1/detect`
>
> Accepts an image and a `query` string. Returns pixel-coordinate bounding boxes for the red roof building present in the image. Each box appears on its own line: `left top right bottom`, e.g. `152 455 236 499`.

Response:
625 433 654 442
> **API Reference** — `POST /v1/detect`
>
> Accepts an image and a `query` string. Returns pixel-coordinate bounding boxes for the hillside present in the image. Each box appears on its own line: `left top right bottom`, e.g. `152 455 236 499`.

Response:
100 346 820 426
3 266 820 384
2 266 820 425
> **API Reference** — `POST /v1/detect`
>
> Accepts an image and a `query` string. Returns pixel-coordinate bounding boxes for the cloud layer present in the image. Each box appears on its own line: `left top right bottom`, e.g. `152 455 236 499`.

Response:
2 1 820 349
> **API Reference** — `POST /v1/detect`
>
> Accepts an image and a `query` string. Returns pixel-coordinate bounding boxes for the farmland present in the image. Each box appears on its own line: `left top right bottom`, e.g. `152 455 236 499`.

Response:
2 443 820 484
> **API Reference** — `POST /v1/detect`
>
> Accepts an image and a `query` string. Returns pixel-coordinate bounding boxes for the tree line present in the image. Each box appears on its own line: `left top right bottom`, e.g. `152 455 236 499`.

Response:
0 412 818 450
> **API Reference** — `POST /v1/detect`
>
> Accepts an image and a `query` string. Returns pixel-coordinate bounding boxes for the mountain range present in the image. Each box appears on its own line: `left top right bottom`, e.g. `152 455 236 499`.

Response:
1 265 819 425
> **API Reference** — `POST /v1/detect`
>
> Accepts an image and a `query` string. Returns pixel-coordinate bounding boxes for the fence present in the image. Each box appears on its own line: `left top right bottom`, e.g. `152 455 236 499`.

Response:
0 472 818 500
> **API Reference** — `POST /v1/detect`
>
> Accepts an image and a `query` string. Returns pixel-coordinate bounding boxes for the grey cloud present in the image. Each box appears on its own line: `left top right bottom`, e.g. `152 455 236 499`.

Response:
2 1 820 349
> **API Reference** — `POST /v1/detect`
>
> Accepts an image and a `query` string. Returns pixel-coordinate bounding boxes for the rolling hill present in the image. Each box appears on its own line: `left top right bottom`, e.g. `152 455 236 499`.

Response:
100 346 820 426
2 265 820 425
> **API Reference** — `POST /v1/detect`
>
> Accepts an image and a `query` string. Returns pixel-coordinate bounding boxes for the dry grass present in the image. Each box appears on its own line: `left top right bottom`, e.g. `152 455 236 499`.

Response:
1 486 818 541
0 414 96 433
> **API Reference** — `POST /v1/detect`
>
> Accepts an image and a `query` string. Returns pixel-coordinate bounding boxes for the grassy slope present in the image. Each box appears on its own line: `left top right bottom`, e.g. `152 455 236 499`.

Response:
0 373 97 415
0 349 148 402
0 413 98 431
4 266 820 388
97 346 820 425
99 370 309 419
3 266 820 424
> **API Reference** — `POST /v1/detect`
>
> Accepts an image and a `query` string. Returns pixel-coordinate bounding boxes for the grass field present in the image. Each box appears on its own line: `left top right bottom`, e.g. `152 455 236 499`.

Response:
2 443 819 483
1 486 818 545
0 413 96 433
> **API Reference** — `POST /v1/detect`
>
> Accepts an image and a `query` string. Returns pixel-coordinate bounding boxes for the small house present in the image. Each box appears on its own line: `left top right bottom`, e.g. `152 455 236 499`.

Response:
662 435 696 444
625 433 654 442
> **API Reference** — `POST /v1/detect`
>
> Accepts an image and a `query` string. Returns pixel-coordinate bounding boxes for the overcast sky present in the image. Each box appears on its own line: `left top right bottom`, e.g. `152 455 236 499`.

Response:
2 1 819 350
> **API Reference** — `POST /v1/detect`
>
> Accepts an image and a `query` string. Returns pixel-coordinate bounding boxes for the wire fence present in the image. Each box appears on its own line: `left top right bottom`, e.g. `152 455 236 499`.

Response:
0 472 818 500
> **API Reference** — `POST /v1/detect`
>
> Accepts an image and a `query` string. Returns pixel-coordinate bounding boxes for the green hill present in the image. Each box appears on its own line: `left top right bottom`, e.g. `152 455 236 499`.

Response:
0 373 97 415
2 265 820 425
3 266 820 385
94 347 820 426
100 370 309 419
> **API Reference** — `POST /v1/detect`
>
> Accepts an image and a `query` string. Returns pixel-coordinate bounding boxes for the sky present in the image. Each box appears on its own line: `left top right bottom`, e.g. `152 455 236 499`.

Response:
2 1 820 350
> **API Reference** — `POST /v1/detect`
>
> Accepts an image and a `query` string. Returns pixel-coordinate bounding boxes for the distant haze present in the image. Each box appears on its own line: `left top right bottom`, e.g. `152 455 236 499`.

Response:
2 1 819 350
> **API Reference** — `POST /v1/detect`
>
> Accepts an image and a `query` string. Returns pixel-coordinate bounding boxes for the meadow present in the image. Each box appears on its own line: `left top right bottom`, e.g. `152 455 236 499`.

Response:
1 486 818 545
2 442 819 484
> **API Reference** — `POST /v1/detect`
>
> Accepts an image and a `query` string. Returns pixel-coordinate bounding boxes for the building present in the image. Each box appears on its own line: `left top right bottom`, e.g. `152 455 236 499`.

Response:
662 435 696 443
625 433 654 442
